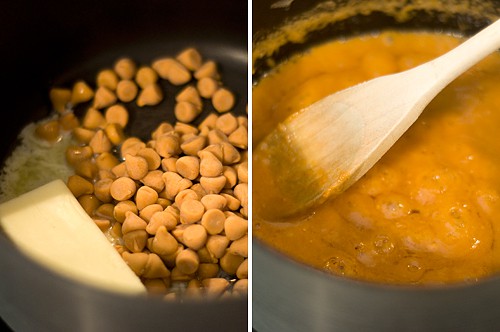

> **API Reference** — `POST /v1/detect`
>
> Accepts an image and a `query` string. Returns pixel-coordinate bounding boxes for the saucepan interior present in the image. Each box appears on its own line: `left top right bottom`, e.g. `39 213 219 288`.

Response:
252 0 500 331
0 0 247 331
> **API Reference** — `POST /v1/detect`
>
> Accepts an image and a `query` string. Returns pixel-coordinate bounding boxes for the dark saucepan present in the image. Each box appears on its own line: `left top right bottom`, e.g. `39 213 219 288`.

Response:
252 0 500 331
0 1 247 331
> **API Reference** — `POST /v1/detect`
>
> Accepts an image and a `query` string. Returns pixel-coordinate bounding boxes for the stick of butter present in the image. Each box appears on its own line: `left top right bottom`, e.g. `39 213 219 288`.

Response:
0 179 146 295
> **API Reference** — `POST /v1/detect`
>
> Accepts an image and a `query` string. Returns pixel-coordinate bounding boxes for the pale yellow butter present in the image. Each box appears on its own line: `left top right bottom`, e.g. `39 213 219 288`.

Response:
0 179 146 295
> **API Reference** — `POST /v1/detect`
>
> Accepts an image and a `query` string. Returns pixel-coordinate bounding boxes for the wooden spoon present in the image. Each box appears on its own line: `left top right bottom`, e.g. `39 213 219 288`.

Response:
253 18 500 221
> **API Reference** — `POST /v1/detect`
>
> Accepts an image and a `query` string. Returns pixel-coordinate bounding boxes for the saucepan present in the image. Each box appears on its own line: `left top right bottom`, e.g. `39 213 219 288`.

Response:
252 0 500 331
0 0 248 331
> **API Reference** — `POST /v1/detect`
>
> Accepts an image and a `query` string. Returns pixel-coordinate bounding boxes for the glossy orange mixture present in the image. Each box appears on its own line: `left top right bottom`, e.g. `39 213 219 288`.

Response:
253 31 500 285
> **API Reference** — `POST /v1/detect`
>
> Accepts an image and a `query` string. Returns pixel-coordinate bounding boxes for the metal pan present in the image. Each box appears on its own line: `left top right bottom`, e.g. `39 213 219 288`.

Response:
252 0 500 331
0 1 247 331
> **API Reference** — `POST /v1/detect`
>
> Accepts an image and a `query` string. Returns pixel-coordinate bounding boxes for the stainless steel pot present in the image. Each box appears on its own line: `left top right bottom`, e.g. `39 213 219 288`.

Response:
0 1 247 331
252 1 500 331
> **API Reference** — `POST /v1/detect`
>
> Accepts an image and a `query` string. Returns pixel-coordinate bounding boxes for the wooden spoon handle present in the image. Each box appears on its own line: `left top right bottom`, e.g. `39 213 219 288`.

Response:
418 18 500 93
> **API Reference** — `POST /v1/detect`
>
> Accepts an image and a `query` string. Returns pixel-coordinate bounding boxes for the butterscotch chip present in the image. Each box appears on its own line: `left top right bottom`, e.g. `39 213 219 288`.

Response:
198 113 218 131
175 122 199 136
209 130 228 146
151 225 179 256
140 170 165 192
201 209 226 235
143 278 169 294
202 278 230 297
175 101 200 123
111 162 128 178
89 130 112 154
143 253 171 279
113 200 138 223
124 154 149 180
73 159 98 180
82 107 106 129
182 224 207 250
93 86 117 109
233 279 248 297
151 57 177 79
180 135 207 156
180 199 205 224
190 183 207 200
77 194 102 216
110 176 137 201
155 134 181 158
136 148 161 170
138 203 163 222
212 88 235 113
176 85 202 109
151 122 174 140
197 263 219 280
146 210 178 235
234 183 248 217
96 69 119 91
194 60 219 80
170 266 195 282
105 104 129 128
220 193 241 211
104 123 126 146
206 234 230 259
70 80 94 106
162 171 192 200
65 146 93 166
222 166 238 189
175 156 200 180
236 161 248 183
175 248 199 275
215 113 238 135
122 251 148 275
123 229 148 253
166 60 191 85
72 127 95 144
197 246 218 264
93 178 114 203
156 198 171 209
120 137 146 157
174 189 199 208
197 77 220 99
185 279 203 298
116 79 138 102
198 150 223 177
59 112 80 131
114 57 137 80
67 174 94 198
228 234 248 257
135 66 158 89
137 83 163 107
199 176 226 194
236 260 248 280
220 141 241 165
224 215 248 241
50 87 71 113
111 222 123 242
95 203 115 221
35 120 60 143
121 211 148 234
93 218 111 232
219 251 244 276
200 194 227 210
135 185 159 210
176 47 202 71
